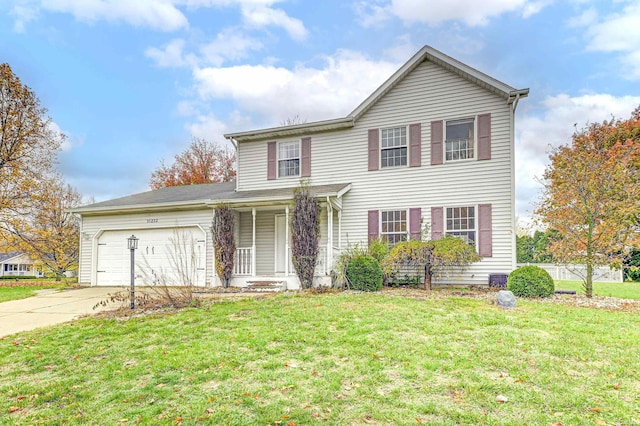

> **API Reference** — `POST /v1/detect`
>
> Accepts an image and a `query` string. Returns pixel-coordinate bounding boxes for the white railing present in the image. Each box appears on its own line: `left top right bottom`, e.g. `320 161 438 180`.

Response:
315 247 327 276
516 263 623 283
234 247 252 276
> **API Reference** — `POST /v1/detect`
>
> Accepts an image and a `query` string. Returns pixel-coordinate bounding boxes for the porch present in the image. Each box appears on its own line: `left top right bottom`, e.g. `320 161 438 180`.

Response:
209 183 350 290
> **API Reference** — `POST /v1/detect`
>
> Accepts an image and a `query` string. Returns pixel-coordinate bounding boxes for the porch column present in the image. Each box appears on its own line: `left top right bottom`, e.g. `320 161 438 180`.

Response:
251 208 256 277
285 205 290 276
327 201 333 275
338 210 342 252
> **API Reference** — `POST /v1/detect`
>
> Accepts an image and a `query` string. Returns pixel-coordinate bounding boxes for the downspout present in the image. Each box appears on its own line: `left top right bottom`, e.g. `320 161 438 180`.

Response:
228 137 239 192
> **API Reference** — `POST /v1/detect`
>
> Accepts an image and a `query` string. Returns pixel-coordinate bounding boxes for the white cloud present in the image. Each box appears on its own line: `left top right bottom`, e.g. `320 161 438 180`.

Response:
515 93 640 218
357 0 548 27
145 38 198 68
241 4 307 40
17 0 189 31
185 113 230 143
199 28 264 66
574 1 640 79
192 49 399 125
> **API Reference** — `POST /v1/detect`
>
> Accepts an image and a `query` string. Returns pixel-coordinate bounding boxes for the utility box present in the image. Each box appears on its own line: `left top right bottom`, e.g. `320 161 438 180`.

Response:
489 273 508 289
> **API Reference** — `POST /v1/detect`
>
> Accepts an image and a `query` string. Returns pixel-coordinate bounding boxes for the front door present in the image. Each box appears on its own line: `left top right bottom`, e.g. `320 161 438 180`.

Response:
275 215 286 273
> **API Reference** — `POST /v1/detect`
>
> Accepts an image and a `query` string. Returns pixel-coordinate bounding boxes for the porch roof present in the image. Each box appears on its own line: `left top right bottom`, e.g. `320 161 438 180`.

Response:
71 180 351 215
209 182 351 208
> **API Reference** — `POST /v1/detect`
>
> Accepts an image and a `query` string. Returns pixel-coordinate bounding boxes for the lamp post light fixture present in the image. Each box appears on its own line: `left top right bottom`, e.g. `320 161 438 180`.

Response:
127 235 139 309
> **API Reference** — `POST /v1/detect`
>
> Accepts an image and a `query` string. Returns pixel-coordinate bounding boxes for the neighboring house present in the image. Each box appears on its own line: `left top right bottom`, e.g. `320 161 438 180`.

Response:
71 45 528 289
0 252 41 278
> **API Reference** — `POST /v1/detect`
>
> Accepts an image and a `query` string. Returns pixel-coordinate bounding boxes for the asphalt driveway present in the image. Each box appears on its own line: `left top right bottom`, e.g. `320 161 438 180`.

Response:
0 287 123 338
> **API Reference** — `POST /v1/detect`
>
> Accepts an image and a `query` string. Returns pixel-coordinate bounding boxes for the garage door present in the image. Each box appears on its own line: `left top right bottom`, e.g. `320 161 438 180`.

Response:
96 227 206 287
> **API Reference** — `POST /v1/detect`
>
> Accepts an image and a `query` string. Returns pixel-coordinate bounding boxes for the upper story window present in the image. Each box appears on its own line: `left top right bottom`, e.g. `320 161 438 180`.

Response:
381 126 407 168
278 141 300 178
446 206 476 246
381 210 407 245
445 119 474 161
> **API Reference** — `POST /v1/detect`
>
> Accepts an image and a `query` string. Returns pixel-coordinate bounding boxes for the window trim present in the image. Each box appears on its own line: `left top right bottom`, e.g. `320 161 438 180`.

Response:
380 209 408 245
277 140 301 178
445 205 477 247
444 117 476 163
379 125 408 169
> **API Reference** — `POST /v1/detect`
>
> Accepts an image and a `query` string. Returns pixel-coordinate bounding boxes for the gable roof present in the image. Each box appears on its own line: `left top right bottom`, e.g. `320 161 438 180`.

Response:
224 45 529 143
71 181 351 215
0 252 23 263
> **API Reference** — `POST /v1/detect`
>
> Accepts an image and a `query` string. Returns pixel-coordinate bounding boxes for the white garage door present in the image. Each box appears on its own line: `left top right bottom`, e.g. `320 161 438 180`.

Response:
96 227 206 287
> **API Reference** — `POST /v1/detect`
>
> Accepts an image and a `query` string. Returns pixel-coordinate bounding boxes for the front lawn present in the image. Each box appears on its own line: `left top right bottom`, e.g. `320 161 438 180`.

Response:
0 285 63 303
1 292 639 425
555 280 640 299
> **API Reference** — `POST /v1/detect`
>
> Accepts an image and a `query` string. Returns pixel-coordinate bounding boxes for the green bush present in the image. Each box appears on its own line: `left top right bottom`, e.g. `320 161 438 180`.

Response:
367 238 390 263
346 256 383 292
507 266 555 298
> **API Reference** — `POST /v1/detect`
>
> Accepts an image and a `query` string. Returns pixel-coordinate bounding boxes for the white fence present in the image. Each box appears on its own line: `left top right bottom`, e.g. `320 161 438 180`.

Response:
517 263 623 283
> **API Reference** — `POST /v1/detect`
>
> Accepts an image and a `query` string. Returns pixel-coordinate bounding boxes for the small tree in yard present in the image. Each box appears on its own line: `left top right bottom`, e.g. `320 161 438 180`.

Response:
211 205 235 288
536 107 640 297
382 236 481 290
291 184 320 289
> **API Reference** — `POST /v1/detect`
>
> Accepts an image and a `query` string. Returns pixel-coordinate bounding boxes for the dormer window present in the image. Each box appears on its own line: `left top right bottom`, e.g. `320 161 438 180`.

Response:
278 141 300 177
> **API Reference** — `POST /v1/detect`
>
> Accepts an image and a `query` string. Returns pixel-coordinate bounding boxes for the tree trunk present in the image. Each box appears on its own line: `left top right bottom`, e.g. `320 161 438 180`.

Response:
585 262 593 298
423 265 432 291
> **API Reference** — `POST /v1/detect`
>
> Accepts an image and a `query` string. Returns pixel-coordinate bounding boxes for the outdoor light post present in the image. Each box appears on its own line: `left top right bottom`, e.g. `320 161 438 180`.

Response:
127 235 139 309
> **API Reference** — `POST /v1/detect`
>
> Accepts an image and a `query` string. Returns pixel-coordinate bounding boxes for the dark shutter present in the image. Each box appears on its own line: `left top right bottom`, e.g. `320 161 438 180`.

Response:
430 120 443 165
409 208 422 240
267 141 276 180
431 207 443 240
478 204 492 257
368 129 379 171
368 210 379 242
409 123 421 167
301 137 311 177
477 113 491 160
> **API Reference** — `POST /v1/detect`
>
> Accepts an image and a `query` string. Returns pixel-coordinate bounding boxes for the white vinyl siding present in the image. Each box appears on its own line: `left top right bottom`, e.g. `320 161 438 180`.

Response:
235 59 515 284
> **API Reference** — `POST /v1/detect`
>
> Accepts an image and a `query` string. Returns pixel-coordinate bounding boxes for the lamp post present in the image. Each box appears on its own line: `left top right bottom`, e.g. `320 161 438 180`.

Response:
127 235 139 309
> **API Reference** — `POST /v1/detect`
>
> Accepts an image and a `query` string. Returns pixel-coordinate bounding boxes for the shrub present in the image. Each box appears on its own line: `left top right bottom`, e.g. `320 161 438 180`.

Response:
346 256 383 292
368 238 390 263
507 265 555 298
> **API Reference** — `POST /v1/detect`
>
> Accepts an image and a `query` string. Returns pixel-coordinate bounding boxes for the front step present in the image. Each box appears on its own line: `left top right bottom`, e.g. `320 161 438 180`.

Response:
243 280 287 292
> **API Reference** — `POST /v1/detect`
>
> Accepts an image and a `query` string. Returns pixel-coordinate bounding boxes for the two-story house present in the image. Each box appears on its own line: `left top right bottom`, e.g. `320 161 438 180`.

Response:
72 45 528 289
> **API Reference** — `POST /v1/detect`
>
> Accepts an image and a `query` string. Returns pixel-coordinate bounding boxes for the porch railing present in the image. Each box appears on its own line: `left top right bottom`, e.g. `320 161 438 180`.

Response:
234 247 252 276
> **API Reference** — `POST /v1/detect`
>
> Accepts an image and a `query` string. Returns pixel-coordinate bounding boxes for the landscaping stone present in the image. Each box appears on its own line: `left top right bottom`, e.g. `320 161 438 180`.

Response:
497 290 517 308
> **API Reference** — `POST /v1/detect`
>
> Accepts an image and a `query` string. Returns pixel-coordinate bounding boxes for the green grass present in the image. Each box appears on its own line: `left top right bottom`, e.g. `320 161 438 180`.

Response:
1 293 639 425
0 285 63 303
555 280 640 299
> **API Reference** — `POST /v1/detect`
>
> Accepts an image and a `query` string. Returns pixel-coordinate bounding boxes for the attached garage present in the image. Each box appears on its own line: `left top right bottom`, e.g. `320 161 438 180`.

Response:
95 227 206 287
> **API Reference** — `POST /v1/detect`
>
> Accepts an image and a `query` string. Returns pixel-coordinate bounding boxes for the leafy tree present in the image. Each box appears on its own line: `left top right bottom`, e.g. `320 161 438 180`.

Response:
5 176 81 280
624 248 640 282
291 183 320 289
382 236 481 290
211 205 235 288
150 138 236 189
0 63 63 215
536 108 640 297
516 234 535 263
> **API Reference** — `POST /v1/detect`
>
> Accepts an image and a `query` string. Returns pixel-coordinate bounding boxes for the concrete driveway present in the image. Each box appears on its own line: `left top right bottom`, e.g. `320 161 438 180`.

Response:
0 287 125 338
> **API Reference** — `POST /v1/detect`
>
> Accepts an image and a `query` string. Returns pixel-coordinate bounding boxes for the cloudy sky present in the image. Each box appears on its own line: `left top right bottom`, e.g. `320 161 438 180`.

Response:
1 0 639 222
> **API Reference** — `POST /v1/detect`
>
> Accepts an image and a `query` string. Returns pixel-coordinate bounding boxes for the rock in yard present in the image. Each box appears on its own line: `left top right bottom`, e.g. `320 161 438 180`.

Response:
495 395 509 403
497 290 517 308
